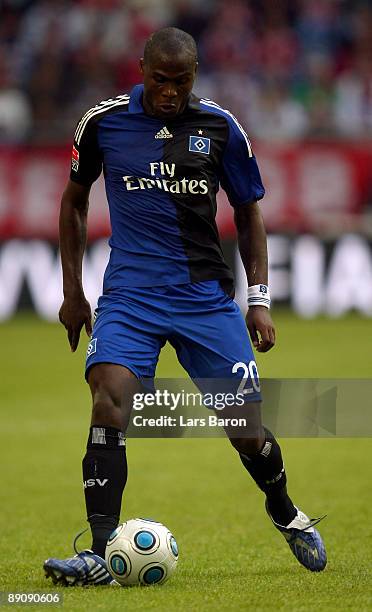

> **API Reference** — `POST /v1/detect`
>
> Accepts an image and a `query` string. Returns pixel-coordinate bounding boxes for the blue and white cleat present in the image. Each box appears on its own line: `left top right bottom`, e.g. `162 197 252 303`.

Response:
43 549 116 586
266 502 327 572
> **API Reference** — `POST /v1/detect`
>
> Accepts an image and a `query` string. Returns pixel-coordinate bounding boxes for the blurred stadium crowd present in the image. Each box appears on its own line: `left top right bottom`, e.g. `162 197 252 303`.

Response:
0 0 372 144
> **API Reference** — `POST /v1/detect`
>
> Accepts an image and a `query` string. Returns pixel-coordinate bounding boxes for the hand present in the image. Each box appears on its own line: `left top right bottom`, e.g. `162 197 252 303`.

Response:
246 306 275 353
59 292 92 352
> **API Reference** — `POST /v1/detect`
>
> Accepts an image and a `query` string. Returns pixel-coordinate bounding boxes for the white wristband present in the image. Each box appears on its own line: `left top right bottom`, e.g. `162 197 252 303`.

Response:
248 284 271 309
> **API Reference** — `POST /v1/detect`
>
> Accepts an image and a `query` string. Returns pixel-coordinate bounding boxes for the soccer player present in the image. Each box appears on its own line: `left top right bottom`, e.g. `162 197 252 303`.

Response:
44 28 326 586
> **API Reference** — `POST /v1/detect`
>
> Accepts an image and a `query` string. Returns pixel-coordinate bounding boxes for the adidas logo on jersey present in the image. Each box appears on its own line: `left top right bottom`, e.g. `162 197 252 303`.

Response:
155 127 173 139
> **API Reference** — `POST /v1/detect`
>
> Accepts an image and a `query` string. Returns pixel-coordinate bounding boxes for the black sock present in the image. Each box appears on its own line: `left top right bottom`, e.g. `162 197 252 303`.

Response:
82 426 127 558
239 427 297 526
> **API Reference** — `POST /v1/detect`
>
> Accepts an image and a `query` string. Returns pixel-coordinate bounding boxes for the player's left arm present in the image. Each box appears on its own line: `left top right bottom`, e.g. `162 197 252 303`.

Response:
220 113 275 353
220 115 275 352
234 203 275 352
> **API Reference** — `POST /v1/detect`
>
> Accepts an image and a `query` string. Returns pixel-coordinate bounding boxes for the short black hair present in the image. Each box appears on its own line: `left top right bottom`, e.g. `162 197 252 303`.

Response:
143 27 197 65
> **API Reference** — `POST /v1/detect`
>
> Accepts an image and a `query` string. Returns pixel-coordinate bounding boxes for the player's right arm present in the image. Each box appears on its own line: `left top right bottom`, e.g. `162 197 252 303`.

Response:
59 114 103 352
59 180 93 352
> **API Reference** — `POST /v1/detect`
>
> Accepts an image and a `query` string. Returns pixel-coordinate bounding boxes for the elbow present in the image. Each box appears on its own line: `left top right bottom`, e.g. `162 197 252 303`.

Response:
60 179 90 215
60 192 88 218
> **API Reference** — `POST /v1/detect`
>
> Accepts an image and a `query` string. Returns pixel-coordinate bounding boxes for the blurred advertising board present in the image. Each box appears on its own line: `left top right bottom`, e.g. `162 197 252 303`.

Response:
0 235 371 320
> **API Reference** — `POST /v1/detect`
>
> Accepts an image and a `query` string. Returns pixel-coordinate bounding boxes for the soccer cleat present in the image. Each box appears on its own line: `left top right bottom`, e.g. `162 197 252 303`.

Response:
44 529 117 586
44 549 116 586
266 502 327 572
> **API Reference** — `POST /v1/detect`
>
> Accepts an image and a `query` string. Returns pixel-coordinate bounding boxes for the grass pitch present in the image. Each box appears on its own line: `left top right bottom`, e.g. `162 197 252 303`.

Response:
1 311 371 611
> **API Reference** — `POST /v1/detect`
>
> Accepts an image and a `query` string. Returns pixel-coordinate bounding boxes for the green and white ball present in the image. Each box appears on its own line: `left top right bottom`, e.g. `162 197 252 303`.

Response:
105 518 178 586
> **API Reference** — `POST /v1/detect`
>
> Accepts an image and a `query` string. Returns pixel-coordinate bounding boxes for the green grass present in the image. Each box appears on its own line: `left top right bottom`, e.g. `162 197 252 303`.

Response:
0 312 371 611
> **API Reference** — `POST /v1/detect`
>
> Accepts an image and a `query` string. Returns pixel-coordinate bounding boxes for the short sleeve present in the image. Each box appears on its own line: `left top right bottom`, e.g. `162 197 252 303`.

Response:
220 119 265 207
70 117 102 186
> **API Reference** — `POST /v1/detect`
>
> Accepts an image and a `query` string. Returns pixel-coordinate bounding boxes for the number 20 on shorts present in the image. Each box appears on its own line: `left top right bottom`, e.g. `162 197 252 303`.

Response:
232 361 261 395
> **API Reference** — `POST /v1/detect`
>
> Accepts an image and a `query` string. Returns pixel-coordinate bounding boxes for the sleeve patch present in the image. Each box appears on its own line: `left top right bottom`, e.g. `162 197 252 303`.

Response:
71 145 79 172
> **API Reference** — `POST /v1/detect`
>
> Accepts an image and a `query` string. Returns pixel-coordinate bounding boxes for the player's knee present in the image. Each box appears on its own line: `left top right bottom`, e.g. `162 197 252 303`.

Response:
230 435 264 455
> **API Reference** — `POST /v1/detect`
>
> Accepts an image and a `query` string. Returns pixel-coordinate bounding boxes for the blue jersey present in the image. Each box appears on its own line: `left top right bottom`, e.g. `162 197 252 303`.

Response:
70 84 265 291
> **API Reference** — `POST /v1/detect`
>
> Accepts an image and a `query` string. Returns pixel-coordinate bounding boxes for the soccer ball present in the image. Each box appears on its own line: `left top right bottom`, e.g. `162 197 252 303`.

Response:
105 518 179 586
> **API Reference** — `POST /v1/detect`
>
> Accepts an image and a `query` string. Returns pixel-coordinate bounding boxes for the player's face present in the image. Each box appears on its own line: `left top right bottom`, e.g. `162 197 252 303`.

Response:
140 54 197 118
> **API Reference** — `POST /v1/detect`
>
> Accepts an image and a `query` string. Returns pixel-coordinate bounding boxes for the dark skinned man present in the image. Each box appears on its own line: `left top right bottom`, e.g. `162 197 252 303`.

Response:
44 28 326 586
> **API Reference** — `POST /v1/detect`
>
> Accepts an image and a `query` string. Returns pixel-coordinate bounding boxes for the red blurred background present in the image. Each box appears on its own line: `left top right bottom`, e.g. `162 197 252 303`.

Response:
0 0 371 319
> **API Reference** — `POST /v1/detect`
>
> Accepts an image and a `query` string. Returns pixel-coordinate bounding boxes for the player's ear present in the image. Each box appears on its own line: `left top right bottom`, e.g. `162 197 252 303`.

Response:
139 58 145 75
